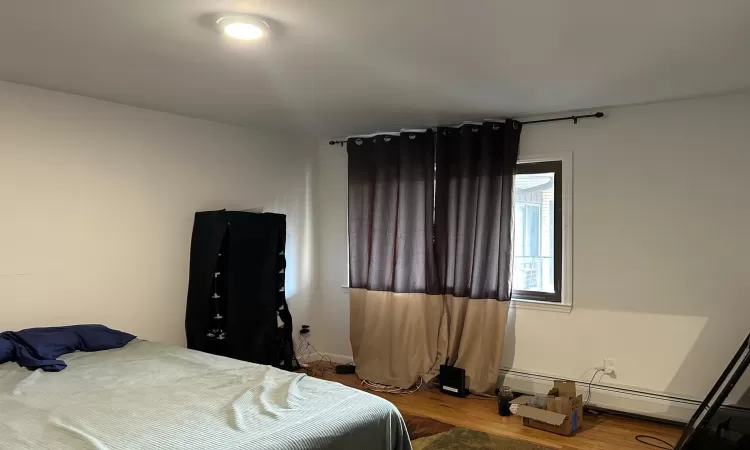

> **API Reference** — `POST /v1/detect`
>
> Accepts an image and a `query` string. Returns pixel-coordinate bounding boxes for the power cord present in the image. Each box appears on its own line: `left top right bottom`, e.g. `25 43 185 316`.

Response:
469 393 498 401
296 330 422 394
361 377 423 395
296 333 335 377
634 434 673 449
584 368 605 405
581 368 674 449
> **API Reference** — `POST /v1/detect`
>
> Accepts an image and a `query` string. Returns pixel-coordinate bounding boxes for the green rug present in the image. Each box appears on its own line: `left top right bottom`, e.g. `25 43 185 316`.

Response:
404 414 553 450
412 428 554 450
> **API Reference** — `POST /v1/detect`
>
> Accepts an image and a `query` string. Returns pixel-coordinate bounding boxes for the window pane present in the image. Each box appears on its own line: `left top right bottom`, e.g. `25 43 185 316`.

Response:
513 172 555 293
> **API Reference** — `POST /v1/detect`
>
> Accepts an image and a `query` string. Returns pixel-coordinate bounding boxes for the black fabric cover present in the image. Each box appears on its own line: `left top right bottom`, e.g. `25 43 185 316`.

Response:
185 210 294 370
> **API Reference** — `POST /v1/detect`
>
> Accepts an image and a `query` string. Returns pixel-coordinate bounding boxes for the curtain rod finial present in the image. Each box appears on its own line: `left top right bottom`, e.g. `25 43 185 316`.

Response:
594 112 604 118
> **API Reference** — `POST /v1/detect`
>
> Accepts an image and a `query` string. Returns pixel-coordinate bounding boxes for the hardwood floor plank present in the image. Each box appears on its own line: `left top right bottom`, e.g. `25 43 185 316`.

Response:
313 366 683 450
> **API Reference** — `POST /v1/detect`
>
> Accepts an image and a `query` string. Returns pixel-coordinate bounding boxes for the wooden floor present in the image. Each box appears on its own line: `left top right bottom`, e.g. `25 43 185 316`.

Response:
315 367 683 450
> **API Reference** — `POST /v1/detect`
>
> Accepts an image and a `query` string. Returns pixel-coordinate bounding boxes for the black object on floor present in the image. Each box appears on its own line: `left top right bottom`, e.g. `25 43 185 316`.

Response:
185 210 297 371
335 364 356 374
498 386 514 416
675 333 750 450
439 365 468 397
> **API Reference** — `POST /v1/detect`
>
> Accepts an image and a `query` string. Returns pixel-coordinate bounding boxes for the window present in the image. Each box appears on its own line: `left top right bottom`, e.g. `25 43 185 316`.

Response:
512 161 562 303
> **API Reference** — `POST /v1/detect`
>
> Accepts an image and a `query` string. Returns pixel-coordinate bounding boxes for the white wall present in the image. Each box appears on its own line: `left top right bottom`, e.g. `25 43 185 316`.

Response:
312 92 750 411
0 81 315 346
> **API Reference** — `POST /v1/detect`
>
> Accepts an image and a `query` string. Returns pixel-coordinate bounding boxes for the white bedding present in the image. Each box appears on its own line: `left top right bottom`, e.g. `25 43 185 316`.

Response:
0 340 410 450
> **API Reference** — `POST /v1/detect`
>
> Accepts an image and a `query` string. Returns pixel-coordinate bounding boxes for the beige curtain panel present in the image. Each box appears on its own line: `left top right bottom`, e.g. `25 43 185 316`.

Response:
347 121 521 394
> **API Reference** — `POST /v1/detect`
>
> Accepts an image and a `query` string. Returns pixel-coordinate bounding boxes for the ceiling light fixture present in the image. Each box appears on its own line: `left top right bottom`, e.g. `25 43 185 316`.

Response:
216 15 270 41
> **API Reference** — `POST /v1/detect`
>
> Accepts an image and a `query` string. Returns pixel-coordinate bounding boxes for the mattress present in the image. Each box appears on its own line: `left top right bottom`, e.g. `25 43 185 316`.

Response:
0 339 410 450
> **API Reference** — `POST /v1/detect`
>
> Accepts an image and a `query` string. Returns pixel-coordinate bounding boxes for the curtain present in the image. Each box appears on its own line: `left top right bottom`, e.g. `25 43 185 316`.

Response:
434 121 521 393
347 121 522 393
348 131 441 388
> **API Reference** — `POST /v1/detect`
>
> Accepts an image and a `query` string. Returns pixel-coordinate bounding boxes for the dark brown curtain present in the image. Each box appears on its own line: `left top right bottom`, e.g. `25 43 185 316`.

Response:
434 121 521 301
347 131 437 293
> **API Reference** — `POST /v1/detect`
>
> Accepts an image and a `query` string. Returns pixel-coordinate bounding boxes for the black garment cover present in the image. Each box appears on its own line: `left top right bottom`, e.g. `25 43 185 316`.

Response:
185 210 295 370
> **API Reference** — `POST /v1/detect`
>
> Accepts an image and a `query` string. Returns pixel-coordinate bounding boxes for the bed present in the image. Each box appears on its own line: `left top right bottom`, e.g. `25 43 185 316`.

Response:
0 339 410 450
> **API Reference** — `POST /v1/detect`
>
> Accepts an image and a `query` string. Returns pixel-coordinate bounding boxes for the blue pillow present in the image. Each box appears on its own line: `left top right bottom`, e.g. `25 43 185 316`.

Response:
74 325 136 352
0 337 13 364
0 325 136 372
6 327 82 360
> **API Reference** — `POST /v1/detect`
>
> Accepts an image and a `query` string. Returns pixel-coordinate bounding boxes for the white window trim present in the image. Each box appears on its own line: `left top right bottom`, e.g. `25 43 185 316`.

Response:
511 152 573 313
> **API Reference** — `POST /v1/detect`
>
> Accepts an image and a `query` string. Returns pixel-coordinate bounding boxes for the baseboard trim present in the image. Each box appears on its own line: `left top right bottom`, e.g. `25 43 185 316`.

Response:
303 355 697 423
298 352 354 365
499 367 699 424
321 353 354 364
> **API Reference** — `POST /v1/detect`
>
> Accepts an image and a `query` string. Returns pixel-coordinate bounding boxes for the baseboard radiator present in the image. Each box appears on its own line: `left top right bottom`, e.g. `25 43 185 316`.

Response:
499 367 698 424
311 353 697 424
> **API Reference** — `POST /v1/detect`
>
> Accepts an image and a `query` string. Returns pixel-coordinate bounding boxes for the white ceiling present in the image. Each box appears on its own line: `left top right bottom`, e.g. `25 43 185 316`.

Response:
1 0 749 137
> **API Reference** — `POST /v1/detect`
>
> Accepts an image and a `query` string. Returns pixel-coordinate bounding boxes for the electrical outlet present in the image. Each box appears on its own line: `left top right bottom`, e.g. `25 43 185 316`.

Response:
604 358 616 375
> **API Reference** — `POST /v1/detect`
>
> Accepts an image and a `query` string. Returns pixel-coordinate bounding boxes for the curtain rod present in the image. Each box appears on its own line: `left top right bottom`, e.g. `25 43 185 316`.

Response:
328 112 604 146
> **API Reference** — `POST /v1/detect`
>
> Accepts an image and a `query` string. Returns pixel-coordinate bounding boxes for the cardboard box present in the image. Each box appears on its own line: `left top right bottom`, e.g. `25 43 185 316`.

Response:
510 381 583 436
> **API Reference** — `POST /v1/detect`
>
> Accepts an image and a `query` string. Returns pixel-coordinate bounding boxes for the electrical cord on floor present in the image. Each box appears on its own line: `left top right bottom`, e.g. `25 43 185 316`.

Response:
363 354 441 395
584 368 605 405
469 393 498 401
296 334 335 377
356 318 446 397
361 377 423 395
634 434 674 449
360 352 443 395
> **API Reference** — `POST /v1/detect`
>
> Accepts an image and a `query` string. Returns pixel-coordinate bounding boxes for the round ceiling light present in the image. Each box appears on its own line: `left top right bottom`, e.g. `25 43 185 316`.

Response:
216 15 270 41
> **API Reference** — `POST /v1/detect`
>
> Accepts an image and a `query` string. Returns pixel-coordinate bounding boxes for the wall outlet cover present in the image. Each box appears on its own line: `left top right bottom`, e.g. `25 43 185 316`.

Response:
604 358 616 374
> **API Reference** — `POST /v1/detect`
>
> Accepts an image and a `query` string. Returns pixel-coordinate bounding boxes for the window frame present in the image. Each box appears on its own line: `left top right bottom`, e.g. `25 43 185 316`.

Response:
512 160 563 303
509 154 572 312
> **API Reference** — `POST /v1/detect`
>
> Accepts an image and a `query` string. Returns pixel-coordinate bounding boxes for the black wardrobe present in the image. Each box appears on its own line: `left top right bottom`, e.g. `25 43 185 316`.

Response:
185 210 296 370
